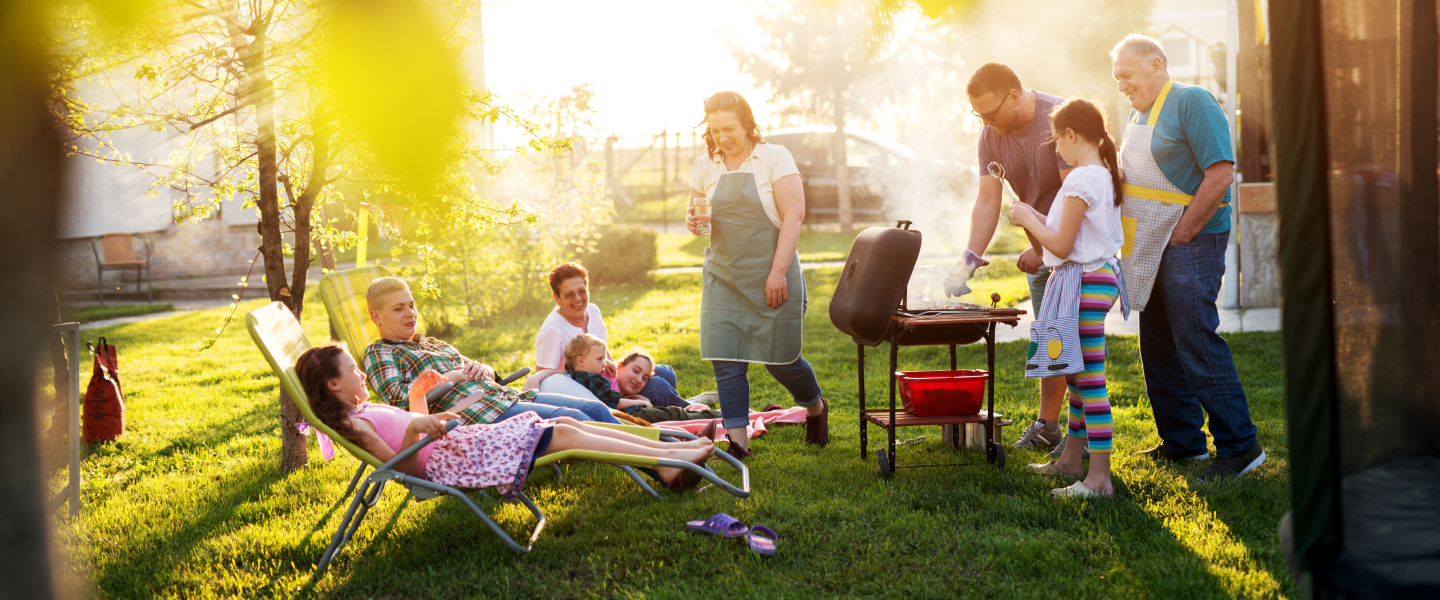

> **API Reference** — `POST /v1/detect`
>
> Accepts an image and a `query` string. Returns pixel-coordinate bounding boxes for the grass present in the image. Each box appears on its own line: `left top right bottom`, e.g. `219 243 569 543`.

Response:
61 303 175 324
50 268 1293 599
657 231 865 269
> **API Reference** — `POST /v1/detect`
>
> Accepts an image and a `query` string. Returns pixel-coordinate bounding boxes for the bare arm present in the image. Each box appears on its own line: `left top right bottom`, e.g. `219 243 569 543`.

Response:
1012 196 1087 260
966 176 1004 256
351 412 457 477
1169 161 1234 245
767 174 805 308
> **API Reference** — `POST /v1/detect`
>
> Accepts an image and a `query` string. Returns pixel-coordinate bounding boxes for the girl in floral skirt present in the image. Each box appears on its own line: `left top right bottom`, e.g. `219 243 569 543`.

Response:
296 342 716 496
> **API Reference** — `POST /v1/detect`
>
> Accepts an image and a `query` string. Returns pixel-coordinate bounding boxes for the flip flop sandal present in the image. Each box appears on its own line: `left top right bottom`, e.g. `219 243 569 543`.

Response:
746 526 778 556
761 403 785 412
686 513 749 538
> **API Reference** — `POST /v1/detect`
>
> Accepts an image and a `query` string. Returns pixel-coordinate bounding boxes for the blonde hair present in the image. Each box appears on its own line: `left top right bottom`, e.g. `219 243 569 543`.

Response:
1111 33 1167 68
365 277 410 313
564 334 606 370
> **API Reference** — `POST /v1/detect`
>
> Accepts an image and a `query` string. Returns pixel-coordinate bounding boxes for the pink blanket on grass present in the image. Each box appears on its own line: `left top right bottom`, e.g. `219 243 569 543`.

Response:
657 406 808 441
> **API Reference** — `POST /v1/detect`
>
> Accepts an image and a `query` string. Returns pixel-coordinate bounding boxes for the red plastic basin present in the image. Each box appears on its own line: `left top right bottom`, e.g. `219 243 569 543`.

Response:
895 370 988 416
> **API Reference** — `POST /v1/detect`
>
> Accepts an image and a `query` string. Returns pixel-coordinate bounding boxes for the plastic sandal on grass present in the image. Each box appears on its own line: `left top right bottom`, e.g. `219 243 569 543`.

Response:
1050 481 1109 498
686 513 749 538
746 526 778 556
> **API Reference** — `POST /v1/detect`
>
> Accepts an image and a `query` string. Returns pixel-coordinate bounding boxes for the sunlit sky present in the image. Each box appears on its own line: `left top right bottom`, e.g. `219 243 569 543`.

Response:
480 0 776 146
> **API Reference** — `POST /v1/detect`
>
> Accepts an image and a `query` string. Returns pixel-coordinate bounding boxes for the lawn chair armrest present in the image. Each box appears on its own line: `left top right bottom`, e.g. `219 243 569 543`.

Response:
498 367 530 386
424 381 454 404
377 419 460 474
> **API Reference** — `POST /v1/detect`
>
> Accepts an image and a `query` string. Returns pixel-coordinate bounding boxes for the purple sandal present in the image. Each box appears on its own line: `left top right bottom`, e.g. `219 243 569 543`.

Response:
686 513 749 538
746 526 778 555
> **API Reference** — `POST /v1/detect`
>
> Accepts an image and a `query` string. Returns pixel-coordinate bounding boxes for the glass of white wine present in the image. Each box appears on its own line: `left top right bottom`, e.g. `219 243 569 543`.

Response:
691 197 712 236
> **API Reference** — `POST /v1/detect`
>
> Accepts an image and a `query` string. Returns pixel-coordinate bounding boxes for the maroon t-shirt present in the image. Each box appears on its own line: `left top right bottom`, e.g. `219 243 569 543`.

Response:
976 90 1072 216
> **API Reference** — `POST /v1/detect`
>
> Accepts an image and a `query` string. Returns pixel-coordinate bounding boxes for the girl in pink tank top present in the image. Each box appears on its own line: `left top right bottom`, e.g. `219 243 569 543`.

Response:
295 342 718 495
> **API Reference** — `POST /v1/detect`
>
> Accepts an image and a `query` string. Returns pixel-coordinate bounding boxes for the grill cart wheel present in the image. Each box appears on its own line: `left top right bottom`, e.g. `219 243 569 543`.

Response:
876 448 893 479
990 442 1006 469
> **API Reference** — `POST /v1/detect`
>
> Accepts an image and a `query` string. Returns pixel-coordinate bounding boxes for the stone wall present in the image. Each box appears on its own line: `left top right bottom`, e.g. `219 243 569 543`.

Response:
1238 183 1280 308
55 218 262 289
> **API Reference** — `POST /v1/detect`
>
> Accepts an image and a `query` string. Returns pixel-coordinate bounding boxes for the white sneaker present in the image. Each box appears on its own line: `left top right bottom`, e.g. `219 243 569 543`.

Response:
688 391 720 408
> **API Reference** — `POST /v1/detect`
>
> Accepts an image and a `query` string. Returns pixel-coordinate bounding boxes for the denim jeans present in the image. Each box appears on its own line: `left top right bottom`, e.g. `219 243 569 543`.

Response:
711 358 823 430
1139 231 1257 457
1027 264 1053 315
497 393 621 424
639 364 689 408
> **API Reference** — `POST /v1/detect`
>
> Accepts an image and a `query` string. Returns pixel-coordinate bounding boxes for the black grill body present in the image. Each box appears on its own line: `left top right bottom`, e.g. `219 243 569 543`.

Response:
828 221 922 346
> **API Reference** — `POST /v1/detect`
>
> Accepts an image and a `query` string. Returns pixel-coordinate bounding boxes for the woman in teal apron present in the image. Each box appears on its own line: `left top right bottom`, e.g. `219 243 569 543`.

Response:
686 92 827 459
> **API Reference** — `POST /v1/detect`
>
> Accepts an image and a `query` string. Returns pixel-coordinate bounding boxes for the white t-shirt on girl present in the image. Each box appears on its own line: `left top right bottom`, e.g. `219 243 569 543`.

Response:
1042 164 1125 271
534 304 608 370
688 142 801 228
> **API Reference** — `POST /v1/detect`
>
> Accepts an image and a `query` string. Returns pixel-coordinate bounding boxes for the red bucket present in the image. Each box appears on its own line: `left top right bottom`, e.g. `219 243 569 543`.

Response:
895 370 988 416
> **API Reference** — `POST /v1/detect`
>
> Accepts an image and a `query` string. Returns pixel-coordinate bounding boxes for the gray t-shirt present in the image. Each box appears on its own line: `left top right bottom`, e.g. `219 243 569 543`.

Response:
976 91 1072 216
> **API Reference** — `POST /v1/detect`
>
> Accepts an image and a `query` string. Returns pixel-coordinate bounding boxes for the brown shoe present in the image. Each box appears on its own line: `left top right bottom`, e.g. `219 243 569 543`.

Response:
725 443 755 462
699 419 719 441
804 398 829 447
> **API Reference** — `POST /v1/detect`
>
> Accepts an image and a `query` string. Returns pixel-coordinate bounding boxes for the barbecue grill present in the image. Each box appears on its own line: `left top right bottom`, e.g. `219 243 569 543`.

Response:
830 221 1025 478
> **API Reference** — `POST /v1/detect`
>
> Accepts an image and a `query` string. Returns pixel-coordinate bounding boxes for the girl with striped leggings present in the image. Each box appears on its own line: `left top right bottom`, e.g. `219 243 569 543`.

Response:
1008 97 1127 498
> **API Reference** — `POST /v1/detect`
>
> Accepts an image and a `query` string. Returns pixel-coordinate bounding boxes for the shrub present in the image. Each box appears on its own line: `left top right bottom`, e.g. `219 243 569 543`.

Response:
580 224 657 285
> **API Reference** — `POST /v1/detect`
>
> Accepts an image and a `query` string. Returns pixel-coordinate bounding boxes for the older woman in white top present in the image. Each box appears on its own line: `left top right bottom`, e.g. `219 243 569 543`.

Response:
525 263 689 405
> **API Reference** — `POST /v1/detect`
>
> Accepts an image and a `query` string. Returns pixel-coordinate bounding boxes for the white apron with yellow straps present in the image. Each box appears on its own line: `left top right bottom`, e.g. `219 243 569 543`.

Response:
1117 80 1226 311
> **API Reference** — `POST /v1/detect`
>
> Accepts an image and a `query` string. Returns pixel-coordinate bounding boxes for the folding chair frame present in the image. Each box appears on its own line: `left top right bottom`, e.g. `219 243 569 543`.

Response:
245 302 748 578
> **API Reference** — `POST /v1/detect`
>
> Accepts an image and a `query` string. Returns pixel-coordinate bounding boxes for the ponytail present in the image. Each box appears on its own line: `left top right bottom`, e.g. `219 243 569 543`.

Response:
1099 132 1123 206
1050 98 1124 206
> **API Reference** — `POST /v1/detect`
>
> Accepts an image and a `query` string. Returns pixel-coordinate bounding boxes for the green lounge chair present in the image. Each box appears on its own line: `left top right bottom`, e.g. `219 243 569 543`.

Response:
245 302 748 575
315 265 672 497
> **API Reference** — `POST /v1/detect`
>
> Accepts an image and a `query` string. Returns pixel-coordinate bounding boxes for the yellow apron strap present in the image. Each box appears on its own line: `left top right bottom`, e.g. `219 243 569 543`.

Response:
1145 80 1174 128
1124 183 1229 208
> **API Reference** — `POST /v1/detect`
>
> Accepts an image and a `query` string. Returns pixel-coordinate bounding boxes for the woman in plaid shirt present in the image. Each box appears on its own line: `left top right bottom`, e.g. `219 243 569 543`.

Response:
361 277 622 426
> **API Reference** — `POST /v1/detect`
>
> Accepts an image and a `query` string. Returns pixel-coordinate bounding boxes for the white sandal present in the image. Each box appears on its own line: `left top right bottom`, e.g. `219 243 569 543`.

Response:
1050 481 1110 498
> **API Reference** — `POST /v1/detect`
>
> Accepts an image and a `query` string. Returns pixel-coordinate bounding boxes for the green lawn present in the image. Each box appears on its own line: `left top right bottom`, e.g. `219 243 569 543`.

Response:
52 269 1293 599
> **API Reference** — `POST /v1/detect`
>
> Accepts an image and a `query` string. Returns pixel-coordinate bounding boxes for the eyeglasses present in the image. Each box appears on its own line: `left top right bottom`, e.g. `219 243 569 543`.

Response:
703 95 740 111
970 89 1014 123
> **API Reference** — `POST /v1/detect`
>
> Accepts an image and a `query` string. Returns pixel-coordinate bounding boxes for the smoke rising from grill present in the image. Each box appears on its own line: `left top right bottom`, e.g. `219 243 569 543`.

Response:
841 1 1151 303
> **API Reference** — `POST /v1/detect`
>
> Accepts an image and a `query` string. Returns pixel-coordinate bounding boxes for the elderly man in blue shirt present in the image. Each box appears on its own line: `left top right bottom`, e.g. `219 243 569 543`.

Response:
1111 34 1265 481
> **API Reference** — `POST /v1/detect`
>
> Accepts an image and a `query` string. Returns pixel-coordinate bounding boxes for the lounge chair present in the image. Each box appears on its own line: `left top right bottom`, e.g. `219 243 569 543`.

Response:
245 302 747 575
314 265 686 496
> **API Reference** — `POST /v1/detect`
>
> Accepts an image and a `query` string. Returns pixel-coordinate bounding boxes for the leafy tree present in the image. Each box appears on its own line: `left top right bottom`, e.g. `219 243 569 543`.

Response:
51 0 567 471
731 0 904 232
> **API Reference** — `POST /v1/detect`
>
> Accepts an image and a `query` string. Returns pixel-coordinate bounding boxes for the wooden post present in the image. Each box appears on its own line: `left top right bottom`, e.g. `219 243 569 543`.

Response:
1237 0 1272 183
834 92 852 232
660 128 668 232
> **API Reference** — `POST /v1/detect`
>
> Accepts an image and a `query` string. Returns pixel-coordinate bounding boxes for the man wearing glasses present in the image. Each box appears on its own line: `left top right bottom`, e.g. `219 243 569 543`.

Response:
949 61 1074 454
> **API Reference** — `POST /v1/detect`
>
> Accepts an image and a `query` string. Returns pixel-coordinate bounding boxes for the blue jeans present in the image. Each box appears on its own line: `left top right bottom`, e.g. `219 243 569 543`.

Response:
1027 264 1052 315
711 358 823 430
639 364 689 408
497 393 621 424
1139 232 1256 458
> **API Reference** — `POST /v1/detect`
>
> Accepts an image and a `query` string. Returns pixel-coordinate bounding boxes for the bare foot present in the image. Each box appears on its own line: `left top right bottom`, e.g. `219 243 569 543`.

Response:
1082 477 1114 497
656 446 715 488
1054 459 1084 479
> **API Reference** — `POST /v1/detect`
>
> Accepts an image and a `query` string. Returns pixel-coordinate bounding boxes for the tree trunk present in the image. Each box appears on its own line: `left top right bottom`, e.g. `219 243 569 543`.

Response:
240 25 307 473
833 93 852 232
0 8 65 591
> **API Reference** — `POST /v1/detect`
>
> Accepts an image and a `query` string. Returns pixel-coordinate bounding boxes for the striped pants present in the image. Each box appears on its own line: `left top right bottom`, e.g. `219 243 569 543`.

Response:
1066 263 1119 453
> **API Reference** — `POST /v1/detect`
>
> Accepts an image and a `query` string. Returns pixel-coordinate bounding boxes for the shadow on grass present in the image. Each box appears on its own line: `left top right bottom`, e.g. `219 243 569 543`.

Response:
95 461 285 598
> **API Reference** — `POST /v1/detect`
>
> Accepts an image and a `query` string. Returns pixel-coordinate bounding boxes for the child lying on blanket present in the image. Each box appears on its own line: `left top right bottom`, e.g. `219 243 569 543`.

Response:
296 341 715 494
565 335 722 424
